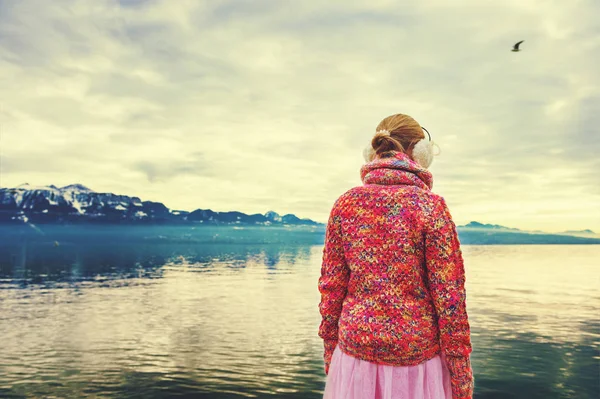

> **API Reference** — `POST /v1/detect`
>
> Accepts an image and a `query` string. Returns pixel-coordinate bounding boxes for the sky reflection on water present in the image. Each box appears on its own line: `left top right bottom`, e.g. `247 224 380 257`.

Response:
0 226 598 398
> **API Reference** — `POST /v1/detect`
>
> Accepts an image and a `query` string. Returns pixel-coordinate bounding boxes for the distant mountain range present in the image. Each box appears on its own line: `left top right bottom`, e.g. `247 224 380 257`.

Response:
0 183 320 226
1 184 598 244
455 221 600 245
459 221 599 236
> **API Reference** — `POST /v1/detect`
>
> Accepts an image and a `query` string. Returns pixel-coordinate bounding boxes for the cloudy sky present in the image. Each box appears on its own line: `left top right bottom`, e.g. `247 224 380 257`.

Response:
1 0 598 232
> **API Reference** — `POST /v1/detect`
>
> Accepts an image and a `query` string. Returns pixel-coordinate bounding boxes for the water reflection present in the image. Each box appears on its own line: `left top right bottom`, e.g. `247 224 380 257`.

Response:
0 225 598 398
0 225 321 287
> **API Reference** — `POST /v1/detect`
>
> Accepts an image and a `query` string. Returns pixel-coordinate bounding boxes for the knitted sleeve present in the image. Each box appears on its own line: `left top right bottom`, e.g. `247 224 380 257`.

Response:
318 204 350 375
425 197 474 399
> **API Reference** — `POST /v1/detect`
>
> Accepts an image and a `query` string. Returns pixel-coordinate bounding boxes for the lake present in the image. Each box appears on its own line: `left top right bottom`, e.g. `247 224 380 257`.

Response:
0 225 598 398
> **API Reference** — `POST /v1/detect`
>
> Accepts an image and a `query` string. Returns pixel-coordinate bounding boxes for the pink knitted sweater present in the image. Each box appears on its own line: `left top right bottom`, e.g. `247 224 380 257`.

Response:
318 150 474 399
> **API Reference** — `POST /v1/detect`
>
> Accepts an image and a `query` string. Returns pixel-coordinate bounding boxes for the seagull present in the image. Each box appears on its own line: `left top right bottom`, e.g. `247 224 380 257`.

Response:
512 40 524 52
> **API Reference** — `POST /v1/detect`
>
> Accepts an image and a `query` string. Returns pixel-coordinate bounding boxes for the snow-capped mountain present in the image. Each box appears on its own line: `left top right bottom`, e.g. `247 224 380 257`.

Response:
2 184 145 220
0 184 322 226
264 211 282 223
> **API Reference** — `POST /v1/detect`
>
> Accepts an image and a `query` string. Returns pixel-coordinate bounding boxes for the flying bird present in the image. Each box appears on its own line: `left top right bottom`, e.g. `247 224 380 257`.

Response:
512 40 524 52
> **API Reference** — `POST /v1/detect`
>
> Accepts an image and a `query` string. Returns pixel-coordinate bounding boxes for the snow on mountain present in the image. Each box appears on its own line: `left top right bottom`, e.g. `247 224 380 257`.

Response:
1 183 144 218
9 184 68 210
15 183 57 191
60 184 95 194
0 184 321 226
264 211 282 222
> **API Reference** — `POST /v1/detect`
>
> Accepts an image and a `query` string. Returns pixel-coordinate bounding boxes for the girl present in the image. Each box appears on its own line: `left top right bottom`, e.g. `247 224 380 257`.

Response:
318 113 474 399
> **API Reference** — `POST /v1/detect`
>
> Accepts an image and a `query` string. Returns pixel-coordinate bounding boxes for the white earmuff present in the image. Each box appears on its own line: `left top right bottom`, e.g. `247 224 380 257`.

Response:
363 145 376 162
412 138 435 169
412 127 440 169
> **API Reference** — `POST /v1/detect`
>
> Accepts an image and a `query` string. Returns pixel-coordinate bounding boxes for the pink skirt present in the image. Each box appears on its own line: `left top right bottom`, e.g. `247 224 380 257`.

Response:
323 345 453 399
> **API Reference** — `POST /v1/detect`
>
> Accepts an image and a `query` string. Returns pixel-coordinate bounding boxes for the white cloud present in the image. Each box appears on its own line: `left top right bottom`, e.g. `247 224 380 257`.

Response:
1 0 598 232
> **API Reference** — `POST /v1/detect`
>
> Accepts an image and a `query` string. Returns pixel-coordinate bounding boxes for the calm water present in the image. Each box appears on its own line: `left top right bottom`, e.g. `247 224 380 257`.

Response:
0 225 598 399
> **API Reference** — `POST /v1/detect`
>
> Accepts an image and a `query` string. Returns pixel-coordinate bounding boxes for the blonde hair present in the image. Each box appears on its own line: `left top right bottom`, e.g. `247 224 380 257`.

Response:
371 113 426 158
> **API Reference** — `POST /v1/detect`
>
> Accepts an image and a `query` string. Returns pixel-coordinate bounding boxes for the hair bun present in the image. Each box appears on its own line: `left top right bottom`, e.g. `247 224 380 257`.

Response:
364 113 429 161
372 129 402 157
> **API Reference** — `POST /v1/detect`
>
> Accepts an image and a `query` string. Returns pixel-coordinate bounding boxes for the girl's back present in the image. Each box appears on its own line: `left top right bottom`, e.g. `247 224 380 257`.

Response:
318 113 474 399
